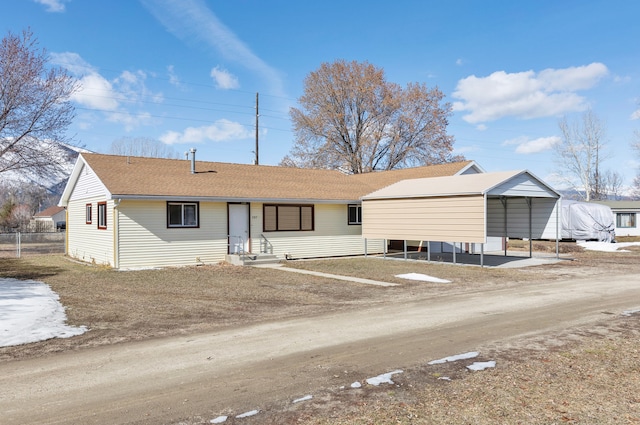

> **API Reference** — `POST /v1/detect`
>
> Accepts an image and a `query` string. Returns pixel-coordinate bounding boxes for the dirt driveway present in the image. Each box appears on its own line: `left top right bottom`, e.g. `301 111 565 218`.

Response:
1 259 639 424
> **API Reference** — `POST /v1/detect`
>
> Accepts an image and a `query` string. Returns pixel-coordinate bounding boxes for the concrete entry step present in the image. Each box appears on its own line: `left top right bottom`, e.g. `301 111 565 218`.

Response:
225 253 280 266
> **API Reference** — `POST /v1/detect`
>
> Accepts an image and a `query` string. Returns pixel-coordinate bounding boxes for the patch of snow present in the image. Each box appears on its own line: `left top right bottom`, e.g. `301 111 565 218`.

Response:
622 308 640 317
0 278 88 347
577 241 640 252
350 381 362 388
466 361 496 371
293 395 313 404
395 273 451 283
366 370 403 386
210 416 227 423
438 376 452 381
428 351 479 365
235 410 259 418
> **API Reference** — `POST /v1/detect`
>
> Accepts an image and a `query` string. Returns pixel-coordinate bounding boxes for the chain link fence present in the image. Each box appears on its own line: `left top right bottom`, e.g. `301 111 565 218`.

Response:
0 232 65 258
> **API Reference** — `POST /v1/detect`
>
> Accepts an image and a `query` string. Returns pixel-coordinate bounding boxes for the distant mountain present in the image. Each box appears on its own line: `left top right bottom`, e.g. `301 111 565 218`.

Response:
558 189 635 201
2 142 92 197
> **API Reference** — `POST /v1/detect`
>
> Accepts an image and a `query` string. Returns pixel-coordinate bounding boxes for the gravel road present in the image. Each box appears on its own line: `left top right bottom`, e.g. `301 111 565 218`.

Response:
1 272 638 424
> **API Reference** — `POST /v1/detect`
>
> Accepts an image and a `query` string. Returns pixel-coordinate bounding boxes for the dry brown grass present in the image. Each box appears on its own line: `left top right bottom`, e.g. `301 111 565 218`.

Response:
282 317 640 425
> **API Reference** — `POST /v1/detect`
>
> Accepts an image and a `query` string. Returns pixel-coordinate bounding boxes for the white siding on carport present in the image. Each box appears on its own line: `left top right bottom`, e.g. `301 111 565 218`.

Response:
485 172 560 241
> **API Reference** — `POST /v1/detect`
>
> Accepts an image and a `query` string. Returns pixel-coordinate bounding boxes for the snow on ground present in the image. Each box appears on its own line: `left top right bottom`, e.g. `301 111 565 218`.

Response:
466 361 497 371
428 351 479 365
395 273 451 283
0 278 87 347
577 241 640 252
366 369 404 386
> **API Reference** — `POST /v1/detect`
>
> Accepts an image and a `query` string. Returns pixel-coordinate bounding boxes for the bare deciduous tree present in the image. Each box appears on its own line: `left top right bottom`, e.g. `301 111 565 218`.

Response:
282 60 459 173
555 109 609 201
109 137 180 159
0 29 77 177
599 169 624 200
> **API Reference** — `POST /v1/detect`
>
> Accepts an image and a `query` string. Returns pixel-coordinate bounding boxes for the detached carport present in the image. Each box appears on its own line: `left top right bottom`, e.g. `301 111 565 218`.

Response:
361 170 561 267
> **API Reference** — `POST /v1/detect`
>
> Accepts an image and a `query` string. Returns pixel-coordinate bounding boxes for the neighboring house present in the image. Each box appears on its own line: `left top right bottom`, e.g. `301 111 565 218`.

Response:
58 153 481 269
592 200 640 237
32 205 66 231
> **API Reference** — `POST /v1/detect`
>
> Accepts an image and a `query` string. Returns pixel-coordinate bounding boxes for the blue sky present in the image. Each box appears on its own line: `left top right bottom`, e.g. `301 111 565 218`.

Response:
4 0 640 190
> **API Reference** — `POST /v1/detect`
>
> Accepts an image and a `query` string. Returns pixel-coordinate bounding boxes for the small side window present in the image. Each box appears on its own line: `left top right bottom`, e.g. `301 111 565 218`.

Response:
348 204 362 225
86 204 92 224
97 202 107 229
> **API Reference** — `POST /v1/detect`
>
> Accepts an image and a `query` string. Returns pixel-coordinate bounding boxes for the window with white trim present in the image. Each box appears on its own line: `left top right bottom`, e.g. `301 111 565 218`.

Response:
617 213 636 228
97 202 107 229
348 204 362 225
167 202 199 228
86 204 92 224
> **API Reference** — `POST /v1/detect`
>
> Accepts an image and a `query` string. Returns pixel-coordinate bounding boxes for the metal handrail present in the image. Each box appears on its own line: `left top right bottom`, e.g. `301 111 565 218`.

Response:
228 234 247 265
259 234 273 254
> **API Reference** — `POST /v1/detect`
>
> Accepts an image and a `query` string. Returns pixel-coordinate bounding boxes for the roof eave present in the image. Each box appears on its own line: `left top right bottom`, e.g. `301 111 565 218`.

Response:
108 194 361 204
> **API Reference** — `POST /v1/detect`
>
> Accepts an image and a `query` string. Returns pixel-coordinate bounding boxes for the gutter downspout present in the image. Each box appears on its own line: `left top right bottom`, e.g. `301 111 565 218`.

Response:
64 208 69 256
113 199 121 269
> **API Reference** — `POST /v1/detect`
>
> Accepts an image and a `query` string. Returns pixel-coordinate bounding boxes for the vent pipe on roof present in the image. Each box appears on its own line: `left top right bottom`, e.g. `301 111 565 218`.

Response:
189 148 197 174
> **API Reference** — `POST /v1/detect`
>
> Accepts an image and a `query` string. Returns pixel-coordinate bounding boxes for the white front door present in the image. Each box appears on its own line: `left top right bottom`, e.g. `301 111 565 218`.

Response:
228 203 250 254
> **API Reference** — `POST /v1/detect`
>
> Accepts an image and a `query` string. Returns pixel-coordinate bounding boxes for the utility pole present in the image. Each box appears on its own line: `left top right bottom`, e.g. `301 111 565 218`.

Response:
255 92 259 165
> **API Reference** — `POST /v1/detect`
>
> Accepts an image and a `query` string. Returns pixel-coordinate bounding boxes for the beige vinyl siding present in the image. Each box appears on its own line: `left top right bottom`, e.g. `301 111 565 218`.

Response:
362 195 486 243
487 197 559 239
69 163 109 201
116 200 228 269
67 197 114 266
252 203 384 259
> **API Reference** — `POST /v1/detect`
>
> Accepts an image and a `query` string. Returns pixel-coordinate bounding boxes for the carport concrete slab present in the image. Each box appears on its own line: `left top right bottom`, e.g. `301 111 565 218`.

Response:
380 250 569 268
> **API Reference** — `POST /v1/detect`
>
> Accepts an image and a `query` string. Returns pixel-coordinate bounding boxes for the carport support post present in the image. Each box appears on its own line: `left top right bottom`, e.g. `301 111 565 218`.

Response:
364 239 367 258
383 239 387 258
526 197 532 258
452 242 456 264
556 198 561 259
427 241 430 261
481 243 484 267
403 240 407 260
501 196 507 257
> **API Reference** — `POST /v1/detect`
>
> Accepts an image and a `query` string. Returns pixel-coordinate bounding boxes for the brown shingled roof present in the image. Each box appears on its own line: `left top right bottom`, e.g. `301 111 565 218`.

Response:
34 205 65 217
81 153 472 201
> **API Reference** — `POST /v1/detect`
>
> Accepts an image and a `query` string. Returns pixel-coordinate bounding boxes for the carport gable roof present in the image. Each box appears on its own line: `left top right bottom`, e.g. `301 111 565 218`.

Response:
362 170 561 200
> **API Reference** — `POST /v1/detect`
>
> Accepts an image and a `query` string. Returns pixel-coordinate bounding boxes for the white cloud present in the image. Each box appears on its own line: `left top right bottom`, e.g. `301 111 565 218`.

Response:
631 109 640 120
115 70 164 104
33 0 68 12
503 136 561 154
141 0 285 97
107 111 154 132
50 52 119 110
51 52 162 129
453 63 609 124
167 65 183 88
456 58 464 66
73 73 120 111
50 52 96 75
210 66 240 89
160 119 252 145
